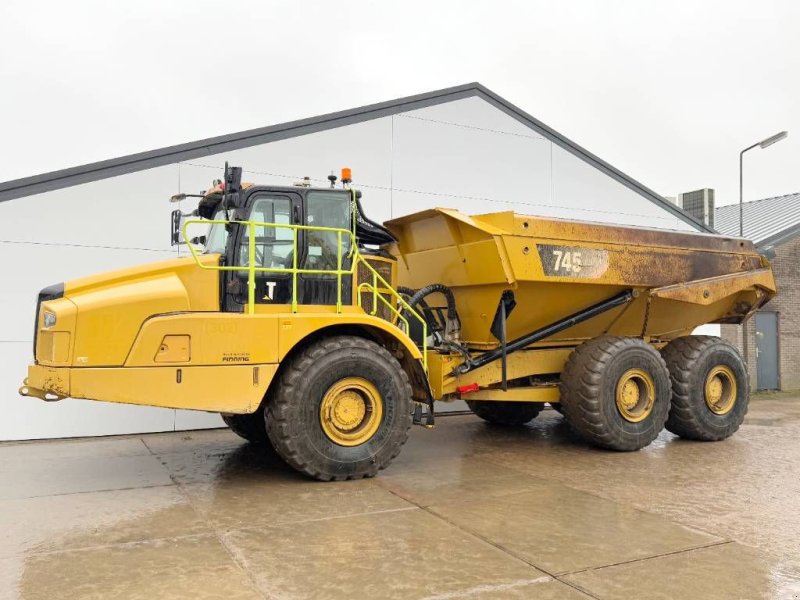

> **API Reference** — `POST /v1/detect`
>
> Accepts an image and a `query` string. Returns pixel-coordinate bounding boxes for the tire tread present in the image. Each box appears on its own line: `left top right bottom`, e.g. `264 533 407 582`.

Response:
662 335 749 441
265 336 413 481
560 335 670 451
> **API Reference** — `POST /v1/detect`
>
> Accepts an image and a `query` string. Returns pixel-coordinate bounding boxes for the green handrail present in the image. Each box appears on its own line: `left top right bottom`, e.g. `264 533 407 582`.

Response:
182 218 428 372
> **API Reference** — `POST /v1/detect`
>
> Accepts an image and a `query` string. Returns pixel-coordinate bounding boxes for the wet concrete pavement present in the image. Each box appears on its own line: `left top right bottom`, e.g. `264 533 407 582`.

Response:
1 395 800 599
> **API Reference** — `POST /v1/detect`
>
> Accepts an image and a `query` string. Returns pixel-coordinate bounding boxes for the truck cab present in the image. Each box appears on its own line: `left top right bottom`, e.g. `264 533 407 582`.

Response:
206 184 354 310
183 168 397 313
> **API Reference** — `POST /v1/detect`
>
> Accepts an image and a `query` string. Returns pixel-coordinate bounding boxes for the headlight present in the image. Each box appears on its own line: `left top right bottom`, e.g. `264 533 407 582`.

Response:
43 311 57 328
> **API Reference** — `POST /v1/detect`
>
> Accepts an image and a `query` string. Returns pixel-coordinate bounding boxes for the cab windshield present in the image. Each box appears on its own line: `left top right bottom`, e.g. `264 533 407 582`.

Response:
204 210 228 254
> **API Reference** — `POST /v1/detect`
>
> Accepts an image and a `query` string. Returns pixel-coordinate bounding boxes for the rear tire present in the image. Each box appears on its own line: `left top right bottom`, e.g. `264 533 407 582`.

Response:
222 409 268 444
560 336 671 451
265 336 413 481
466 400 542 426
661 336 749 441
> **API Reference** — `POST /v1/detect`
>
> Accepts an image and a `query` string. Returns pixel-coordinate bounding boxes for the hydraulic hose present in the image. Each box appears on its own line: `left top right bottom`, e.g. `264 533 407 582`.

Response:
397 286 416 298
407 284 459 322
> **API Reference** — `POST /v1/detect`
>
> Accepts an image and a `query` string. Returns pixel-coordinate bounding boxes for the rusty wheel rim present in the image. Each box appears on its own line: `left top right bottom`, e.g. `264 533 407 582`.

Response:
704 365 737 415
615 368 656 423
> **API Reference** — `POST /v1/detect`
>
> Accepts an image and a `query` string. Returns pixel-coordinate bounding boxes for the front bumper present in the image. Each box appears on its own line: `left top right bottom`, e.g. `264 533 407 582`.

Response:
19 364 70 401
18 362 277 414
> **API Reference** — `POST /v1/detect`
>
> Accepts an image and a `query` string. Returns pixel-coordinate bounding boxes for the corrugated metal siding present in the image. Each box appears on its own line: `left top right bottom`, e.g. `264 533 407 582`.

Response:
715 193 800 244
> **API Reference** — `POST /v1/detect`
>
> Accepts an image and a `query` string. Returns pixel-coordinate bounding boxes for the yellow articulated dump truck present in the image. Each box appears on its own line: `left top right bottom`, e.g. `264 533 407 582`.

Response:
20 166 776 480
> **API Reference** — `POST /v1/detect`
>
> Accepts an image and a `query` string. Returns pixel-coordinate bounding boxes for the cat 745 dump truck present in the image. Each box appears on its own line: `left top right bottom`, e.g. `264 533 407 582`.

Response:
19 166 776 481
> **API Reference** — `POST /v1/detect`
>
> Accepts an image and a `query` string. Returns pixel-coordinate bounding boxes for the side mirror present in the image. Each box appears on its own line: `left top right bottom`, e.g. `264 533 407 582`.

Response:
171 209 184 246
172 210 206 247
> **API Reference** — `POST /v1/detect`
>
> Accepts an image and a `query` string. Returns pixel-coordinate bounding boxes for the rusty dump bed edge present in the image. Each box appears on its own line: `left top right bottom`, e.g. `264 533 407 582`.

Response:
386 208 757 254
385 208 776 345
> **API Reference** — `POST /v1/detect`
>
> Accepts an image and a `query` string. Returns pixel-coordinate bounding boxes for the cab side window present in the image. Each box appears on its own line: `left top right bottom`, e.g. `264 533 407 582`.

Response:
239 196 293 268
304 191 351 271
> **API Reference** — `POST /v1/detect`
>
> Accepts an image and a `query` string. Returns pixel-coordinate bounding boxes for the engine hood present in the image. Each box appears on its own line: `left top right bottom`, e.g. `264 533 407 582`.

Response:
41 254 220 367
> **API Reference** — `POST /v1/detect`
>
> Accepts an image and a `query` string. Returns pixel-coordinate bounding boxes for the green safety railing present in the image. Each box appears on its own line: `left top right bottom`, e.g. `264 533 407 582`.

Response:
182 219 428 371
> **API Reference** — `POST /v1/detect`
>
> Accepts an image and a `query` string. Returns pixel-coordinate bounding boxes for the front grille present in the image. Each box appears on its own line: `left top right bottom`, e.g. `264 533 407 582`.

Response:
358 259 393 283
33 283 64 359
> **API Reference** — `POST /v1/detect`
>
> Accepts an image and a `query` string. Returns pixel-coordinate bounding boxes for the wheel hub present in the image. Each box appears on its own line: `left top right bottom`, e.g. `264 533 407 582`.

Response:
331 392 367 430
704 365 737 415
320 377 383 447
615 368 655 423
707 378 723 404
620 380 640 410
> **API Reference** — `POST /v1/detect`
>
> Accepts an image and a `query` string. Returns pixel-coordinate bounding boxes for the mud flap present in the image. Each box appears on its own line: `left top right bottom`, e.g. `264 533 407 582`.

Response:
413 400 435 428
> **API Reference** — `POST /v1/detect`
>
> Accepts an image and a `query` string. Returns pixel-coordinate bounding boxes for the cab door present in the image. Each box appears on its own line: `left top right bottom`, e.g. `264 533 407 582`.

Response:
223 191 303 312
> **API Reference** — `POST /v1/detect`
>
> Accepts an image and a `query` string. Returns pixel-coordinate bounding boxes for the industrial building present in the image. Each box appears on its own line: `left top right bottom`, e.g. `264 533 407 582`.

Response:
0 83 708 441
664 188 715 227
717 193 800 390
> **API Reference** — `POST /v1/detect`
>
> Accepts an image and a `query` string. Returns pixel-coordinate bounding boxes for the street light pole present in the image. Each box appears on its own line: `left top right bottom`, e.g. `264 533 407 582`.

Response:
738 130 788 386
739 131 789 237
740 143 758 237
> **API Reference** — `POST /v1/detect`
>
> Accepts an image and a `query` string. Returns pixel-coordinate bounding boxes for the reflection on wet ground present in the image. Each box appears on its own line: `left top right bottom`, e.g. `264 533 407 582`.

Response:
1 396 800 599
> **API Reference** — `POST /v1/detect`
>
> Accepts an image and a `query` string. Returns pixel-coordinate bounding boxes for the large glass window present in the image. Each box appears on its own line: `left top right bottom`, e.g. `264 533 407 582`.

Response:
304 191 352 270
240 195 293 268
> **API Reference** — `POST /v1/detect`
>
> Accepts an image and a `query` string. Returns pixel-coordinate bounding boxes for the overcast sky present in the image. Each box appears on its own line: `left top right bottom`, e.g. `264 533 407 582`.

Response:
1 0 797 207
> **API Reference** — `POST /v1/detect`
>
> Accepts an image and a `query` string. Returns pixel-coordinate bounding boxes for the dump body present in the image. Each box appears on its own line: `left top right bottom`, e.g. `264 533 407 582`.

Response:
386 208 776 349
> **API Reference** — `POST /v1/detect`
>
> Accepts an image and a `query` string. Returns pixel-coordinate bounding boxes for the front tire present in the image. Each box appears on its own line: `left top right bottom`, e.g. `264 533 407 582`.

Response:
466 401 542 426
265 336 413 481
661 336 749 441
560 336 671 451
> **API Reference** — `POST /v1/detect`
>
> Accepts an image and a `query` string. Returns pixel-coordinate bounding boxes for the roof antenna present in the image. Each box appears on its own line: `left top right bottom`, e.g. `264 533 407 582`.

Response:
328 171 338 189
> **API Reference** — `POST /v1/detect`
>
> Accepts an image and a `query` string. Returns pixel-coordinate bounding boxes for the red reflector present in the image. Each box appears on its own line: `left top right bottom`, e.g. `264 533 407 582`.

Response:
457 383 480 395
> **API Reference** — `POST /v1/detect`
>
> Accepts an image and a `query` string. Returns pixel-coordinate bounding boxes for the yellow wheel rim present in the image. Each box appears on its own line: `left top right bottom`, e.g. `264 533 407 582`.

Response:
320 377 383 447
704 365 737 415
615 368 656 423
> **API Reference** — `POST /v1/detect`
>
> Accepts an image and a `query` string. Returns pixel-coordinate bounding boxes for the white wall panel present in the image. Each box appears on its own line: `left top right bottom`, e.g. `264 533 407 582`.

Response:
0 165 180 251
175 117 395 222
399 96 535 137
174 410 224 431
394 97 694 230
390 108 551 219
550 145 693 230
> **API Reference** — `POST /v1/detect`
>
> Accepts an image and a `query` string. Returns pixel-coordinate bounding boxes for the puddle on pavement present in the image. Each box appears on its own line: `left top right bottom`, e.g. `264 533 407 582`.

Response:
2 400 800 599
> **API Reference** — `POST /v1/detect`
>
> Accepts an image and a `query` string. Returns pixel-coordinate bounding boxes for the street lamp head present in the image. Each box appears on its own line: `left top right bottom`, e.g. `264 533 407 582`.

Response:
740 129 788 237
759 131 788 149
